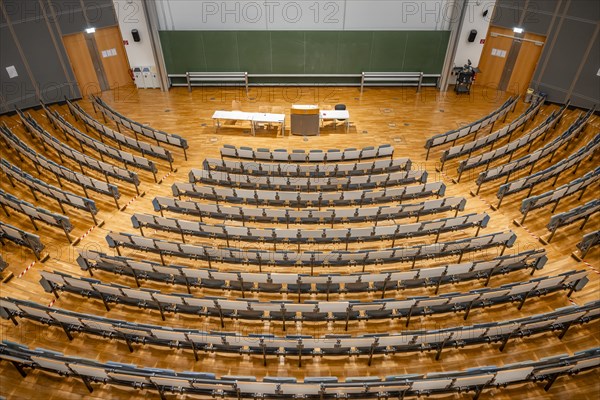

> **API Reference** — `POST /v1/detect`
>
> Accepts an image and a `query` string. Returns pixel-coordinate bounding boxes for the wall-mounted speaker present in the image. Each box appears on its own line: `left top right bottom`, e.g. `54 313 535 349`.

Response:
132 29 140 42
468 30 478 42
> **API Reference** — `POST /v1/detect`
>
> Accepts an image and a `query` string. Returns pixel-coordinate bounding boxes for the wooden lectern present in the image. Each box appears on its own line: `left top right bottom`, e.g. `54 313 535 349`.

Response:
291 105 320 136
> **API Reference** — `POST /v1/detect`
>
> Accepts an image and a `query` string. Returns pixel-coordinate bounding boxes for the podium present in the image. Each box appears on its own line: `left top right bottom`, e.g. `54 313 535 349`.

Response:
291 105 320 136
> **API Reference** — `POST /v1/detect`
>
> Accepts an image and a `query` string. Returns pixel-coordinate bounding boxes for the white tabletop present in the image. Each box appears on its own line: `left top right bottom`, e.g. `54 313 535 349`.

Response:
252 113 286 123
212 110 254 120
292 104 319 110
320 110 350 119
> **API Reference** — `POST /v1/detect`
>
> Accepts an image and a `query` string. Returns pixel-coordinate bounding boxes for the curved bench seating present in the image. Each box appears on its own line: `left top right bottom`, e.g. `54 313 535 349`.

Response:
1 338 597 399
43 104 159 181
424 96 518 158
0 124 121 208
0 188 73 242
220 144 394 162
131 213 489 247
18 110 141 193
203 157 411 177
189 169 427 191
495 133 600 209
0 255 6 273
474 108 593 195
153 196 466 225
172 182 446 207
518 166 600 225
38 269 587 328
457 104 568 181
91 95 188 158
77 248 547 296
105 230 517 270
440 95 545 168
1 159 99 224
575 230 600 260
5 289 596 363
542 199 600 244
0 221 45 260
66 99 174 166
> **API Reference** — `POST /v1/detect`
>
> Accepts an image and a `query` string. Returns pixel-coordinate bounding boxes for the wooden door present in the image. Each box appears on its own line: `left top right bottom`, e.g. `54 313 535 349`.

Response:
477 26 514 89
93 26 132 89
62 33 101 96
507 32 546 95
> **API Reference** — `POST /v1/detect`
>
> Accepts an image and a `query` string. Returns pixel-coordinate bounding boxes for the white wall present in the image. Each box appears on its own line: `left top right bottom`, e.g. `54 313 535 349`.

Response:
452 0 496 69
113 0 156 68
155 0 458 31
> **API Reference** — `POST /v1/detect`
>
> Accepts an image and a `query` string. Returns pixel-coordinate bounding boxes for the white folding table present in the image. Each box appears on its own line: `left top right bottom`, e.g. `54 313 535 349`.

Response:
252 113 286 136
320 110 350 132
212 111 286 136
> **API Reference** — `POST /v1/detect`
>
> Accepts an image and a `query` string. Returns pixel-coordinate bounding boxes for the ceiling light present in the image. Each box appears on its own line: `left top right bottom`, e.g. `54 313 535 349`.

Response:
513 27 524 34
85 27 96 34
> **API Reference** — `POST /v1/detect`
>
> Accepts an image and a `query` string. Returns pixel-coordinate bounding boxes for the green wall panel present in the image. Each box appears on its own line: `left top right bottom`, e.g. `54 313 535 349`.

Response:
336 31 373 73
369 31 408 71
159 31 207 73
237 31 272 73
270 31 305 73
403 31 450 72
159 30 450 76
202 31 239 71
305 31 339 74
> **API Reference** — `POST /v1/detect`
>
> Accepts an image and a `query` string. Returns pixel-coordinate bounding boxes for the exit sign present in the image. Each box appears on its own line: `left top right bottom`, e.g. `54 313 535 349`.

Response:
123 40 129 45
480 39 486 44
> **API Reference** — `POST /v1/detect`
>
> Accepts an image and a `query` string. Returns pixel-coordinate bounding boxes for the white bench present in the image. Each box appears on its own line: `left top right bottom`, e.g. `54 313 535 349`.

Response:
185 72 248 94
361 72 440 94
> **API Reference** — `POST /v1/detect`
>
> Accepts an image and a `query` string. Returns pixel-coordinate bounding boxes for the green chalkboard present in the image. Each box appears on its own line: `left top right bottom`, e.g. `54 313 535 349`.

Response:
159 30 450 77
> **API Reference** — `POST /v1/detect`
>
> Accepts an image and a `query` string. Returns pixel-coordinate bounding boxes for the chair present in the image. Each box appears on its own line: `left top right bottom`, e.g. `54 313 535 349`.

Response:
226 100 242 125
334 104 347 128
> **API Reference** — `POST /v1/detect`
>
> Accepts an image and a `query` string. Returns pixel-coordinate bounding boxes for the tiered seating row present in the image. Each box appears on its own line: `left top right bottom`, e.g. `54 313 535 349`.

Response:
43 105 159 181
131 213 489 246
172 182 446 206
221 144 394 162
91 95 188 158
0 124 121 207
519 166 600 225
457 103 568 179
77 249 547 296
18 111 142 193
576 231 600 260
153 196 466 225
1 159 99 225
105 230 517 269
189 168 427 191
440 95 545 167
0 298 600 390
495 133 600 209
0 221 45 260
38 269 587 328
474 108 593 193
204 157 411 177
0 189 73 242
424 96 518 158
543 200 600 244
66 99 174 166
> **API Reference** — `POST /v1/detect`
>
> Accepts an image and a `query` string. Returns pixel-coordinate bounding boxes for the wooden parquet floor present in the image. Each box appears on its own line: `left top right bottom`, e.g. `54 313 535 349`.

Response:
0 84 598 399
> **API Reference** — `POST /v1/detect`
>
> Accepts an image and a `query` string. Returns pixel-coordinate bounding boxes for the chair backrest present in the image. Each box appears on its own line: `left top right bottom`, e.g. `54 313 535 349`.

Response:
335 104 346 110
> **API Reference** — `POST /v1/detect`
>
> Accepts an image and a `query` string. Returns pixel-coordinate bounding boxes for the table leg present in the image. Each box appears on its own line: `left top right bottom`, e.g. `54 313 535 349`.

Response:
251 121 256 136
